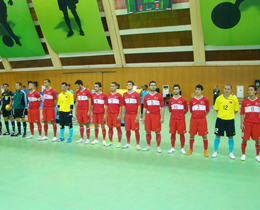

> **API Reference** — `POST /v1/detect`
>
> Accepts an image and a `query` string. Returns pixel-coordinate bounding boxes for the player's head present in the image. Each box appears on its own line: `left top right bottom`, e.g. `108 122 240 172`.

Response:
215 85 218 88
28 82 35 91
61 82 67 92
144 85 148 90
116 84 120 89
195 84 203 96
110 82 117 92
127 80 134 91
94 82 102 92
44 79 51 88
67 84 71 90
248 85 257 97
15 82 22 91
75 80 83 90
224 84 232 95
149 81 156 91
3 83 9 91
173 84 180 95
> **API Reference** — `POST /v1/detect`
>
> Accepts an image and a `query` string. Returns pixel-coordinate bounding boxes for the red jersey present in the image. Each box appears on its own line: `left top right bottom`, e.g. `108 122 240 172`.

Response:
27 90 42 109
92 92 108 114
143 92 164 114
169 96 188 120
240 97 260 124
43 88 57 107
189 96 210 119
76 88 92 110
107 92 123 114
123 91 141 115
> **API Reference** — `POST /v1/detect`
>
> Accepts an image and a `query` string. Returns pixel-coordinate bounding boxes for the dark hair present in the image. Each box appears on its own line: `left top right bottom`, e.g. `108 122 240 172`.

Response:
75 80 83 86
144 85 148 88
67 84 71 87
61 82 67 86
149 81 156 86
111 82 117 86
224 84 232 89
28 81 35 87
117 84 120 89
95 82 102 87
16 82 22 87
22 85 26 88
195 84 204 91
127 80 134 86
44 79 51 83
3 83 9 87
248 85 257 91
173 84 180 89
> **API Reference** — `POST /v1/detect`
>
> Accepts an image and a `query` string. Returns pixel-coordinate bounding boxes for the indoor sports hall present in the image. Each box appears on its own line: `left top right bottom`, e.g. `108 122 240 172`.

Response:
0 0 259 209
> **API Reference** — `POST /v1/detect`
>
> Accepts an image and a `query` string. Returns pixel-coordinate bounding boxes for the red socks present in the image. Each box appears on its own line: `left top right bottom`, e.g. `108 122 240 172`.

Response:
44 124 48 136
135 131 140 145
37 122 42 136
156 133 161 147
80 126 84 139
53 124 57 137
108 127 113 142
102 128 106 141
241 142 247 155
256 143 260 156
30 123 34 135
86 126 90 140
146 133 151 146
126 131 131 144
203 139 208 150
180 134 185 148
189 138 194 150
116 127 122 142
171 133 176 148
95 128 98 140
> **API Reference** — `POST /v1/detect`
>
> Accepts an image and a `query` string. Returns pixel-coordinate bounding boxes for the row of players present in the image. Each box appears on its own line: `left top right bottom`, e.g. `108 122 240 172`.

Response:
1 80 259 162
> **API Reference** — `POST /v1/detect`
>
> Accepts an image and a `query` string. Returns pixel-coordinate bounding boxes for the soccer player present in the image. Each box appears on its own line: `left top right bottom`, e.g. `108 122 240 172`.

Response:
142 81 164 153
74 80 92 144
186 85 210 157
168 84 188 155
105 82 123 148
122 81 141 150
26 82 42 140
91 82 108 145
212 84 239 159
1 83 15 136
13 82 28 137
42 79 58 141
240 85 260 162
57 82 74 143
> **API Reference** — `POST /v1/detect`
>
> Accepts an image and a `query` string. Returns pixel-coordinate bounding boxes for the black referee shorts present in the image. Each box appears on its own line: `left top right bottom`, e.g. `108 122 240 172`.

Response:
1 107 13 118
214 118 235 137
59 111 72 126
14 109 26 119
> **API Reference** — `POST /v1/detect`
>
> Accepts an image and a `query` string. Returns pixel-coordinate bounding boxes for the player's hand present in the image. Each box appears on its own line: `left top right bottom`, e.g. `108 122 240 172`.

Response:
141 118 145 124
68 110 73 117
160 118 164 124
8 0 13 6
57 111 60 118
135 117 139 123
117 115 121 122
240 124 245 130
87 110 91 117
103 114 107 122
75 111 77 117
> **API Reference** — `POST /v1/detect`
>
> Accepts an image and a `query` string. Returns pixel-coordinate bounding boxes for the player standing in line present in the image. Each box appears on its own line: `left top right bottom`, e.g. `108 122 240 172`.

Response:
186 85 210 157
26 82 42 140
42 79 58 141
168 84 188 155
74 80 92 144
142 81 164 153
57 82 74 143
105 82 123 148
240 85 260 162
1 83 15 136
212 84 239 159
91 82 108 146
122 81 141 150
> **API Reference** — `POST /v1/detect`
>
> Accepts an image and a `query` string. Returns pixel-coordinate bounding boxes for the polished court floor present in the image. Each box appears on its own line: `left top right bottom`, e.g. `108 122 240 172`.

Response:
0 110 259 210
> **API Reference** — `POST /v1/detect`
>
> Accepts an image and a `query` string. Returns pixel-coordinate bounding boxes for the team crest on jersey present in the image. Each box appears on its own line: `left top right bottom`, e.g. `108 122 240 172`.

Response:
200 101 205 105
256 102 260 106
178 101 182 104
65 96 68 98
229 101 233 104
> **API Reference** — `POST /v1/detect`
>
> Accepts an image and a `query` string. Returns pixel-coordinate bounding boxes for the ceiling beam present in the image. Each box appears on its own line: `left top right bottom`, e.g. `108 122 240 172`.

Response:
1 57 12 71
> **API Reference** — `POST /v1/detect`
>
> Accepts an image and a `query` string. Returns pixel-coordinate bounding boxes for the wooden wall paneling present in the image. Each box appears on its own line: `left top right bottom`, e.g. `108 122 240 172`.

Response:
10 59 53 69
102 72 118 94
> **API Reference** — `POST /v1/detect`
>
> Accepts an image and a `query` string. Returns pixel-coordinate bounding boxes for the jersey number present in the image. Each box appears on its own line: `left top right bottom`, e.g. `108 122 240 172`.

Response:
223 105 228 110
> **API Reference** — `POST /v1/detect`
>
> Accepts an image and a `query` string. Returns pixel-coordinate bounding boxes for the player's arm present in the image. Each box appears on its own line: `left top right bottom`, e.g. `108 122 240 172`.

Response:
136 105 141 123
184 100 188 114
160 107 165 124
88 98 91 116
117 106 122 122
240 114 245 130
75 98 78 116
214 98 219 113
206 99 210 116
122 106 125 121
142 108 146 124
103 96 108 121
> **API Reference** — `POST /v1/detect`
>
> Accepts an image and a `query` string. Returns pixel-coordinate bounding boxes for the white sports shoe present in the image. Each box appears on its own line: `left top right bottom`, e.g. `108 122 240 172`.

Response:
91 140 99 145
240 154 246 161
26 135 34 139
255 156 260 162
136 145 141 150
168 148 176 154
212 151 218 158
228 153 235 160
157 147 162 153
142 146 151 151
122 144 131 149
105 143 113 147
41 136 48 141
103 140 107 146
180 148 186 155
52 137 57 142
76 138 84 143
85 139 90 144
37 136 42 140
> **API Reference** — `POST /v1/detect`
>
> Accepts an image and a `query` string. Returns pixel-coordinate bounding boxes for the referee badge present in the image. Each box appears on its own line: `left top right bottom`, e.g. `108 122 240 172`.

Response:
229 101 233 104
65 96 68 98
